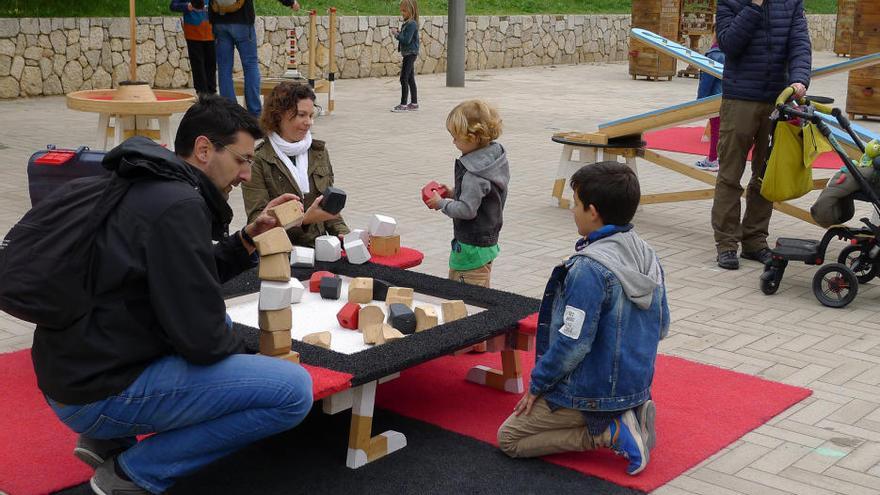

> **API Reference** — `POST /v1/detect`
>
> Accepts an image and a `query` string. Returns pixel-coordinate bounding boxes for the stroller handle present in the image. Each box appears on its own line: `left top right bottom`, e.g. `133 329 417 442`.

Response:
775 86 835 115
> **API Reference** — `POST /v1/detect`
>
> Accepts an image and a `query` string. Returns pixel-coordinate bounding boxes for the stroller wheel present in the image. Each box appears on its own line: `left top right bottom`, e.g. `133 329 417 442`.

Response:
838 245 878 284
760 267 781 295
812 263 859 308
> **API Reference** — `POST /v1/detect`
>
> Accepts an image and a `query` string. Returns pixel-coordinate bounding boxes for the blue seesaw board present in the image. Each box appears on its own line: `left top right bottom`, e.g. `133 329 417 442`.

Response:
630 28 723 79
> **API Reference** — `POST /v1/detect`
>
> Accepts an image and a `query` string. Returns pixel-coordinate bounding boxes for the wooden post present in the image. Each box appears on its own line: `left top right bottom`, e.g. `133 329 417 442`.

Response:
308 10 317 86
129 0 137 81
327 7 337 112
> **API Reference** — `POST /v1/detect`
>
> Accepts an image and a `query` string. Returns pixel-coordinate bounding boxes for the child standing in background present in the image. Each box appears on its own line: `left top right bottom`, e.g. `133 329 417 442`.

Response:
426 100 509 290
170 0 216 95
695 38 725 172
390 0 420 112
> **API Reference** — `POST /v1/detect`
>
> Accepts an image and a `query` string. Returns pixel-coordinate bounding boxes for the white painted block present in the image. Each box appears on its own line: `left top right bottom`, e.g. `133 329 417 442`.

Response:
344 228 369 247
368 214 397 237
344 239 371 265
289 278 306 304
291 246 315 268
315 235 342 262
259 281 294 311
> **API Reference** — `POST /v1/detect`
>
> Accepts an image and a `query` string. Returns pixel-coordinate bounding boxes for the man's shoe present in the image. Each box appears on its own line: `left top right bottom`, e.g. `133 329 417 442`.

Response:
717 250 739 270
608 410 649 475
90 457 149 495
741 247 772 265
74 435 135 469
635 400 656 451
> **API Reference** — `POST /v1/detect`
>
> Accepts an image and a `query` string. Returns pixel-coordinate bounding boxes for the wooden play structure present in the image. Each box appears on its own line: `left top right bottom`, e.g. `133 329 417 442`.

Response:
677 0 716 79
834 0 857 57
845 0 880 120
233 8 338 115
65 0 195 150
554 30 880 226
628 0 680 81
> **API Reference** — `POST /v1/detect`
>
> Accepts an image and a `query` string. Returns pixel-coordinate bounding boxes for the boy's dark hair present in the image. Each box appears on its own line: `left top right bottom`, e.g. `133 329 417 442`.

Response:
570 161 641 225
174 93 263 158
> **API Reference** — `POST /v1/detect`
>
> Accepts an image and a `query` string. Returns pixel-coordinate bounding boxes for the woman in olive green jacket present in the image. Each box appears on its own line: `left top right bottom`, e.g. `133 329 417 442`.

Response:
242 82 349 247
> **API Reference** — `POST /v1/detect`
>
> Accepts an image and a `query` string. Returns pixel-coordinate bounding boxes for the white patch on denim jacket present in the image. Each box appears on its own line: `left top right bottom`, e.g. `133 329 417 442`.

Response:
560 305 586 339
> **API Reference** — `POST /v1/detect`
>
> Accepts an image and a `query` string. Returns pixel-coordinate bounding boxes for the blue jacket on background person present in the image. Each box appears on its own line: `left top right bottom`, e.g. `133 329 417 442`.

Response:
697 45 725 99
716 0 811 102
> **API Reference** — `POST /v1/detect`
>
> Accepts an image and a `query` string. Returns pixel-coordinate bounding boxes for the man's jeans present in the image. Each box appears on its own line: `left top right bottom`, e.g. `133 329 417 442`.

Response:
47 354 313 494
214 23 262 117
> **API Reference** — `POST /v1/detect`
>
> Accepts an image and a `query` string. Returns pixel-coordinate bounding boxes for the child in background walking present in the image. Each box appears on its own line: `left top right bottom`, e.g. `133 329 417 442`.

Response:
695 38 725 172
390 0 420 112
170 0 216 95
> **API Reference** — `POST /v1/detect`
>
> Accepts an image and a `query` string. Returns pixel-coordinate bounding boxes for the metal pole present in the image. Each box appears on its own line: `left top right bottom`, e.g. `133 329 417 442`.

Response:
446 0 465 87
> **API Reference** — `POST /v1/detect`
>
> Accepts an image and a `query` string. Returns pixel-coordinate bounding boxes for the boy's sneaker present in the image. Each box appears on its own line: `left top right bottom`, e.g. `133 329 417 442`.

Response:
608 409 649 475
635 400 656 451
406 103 419 111
391 104 409 112
695 158 719 172
90 457 149 495
74 435 135 469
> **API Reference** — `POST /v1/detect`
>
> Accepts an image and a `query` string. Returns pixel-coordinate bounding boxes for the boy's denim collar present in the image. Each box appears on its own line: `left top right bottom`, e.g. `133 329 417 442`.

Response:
574 224 633 252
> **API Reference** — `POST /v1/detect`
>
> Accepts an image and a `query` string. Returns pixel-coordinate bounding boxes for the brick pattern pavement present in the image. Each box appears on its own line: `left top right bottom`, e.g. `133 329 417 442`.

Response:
1 52 879 494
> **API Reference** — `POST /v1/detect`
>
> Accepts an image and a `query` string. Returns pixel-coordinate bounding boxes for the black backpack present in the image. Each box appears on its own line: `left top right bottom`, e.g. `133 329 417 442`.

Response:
0 174 132 329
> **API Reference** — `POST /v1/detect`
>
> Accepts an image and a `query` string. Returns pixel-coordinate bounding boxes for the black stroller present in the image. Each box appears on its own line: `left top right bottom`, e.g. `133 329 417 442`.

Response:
760 87 880 308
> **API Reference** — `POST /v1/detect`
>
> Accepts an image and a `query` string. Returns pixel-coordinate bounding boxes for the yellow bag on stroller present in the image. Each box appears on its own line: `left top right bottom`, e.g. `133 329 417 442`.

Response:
760 119 831 202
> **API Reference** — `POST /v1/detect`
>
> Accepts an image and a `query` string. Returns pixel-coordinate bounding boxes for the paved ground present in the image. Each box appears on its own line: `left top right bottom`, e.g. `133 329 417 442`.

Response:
2 52 880 494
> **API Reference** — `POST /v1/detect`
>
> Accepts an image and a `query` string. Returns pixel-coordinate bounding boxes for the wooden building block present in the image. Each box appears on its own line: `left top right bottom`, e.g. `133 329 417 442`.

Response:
259 307 292 332
319 275 343 300
358 305 385 332
337 302 361 329
387 303 416 334
369 235 400 257
291 246 315 268
441 300 468 322
303 331 332 349
381 324 405 342
385 287 413 308
253 227 293 255
315 235 342 262
344 239 371 265
310 271 335 292
368 214 397 236
348 277 374 304
269 200 304 229
362 324 385 345
421 180 450 205
259 329 291 355
289 278 306 304
344 229 369 247
321 186 347 215
259 280 294 311
414 306 438 332
278 350 301 364
372 279 391 302
258 253 291 282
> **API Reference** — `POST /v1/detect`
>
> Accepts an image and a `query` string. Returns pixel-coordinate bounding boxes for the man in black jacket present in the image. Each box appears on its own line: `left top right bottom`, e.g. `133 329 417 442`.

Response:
711 0 811 270
33 94 311 494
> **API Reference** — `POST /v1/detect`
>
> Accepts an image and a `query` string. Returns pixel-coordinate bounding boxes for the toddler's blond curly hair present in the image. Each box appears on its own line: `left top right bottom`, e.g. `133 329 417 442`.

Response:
446 99 503 148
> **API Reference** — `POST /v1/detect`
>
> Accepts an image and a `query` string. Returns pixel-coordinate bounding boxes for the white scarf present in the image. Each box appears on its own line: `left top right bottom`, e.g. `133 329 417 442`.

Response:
268 131 312 194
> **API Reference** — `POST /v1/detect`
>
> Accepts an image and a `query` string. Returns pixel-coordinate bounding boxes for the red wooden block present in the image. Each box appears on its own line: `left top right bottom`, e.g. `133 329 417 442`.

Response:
337 302 361 329
421 181 450 205
309 271 335 292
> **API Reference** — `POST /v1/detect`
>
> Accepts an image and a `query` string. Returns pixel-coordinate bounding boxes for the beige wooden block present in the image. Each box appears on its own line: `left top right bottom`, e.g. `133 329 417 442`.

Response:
362 324 386 345
385 287 413 307
358 305 385 332
259 307 292 332
441 300 468 322
414 306 439 332
258 253 291 281
269 201 304 229
259 329 291 355
369 235 400 257
348 277 374 304
381 323 405 342
303 331 332 349
278 350 300 364
253 227 293 255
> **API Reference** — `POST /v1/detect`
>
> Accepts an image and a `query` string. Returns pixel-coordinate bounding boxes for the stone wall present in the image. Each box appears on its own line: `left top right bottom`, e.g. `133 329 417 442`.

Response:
0 14 838 98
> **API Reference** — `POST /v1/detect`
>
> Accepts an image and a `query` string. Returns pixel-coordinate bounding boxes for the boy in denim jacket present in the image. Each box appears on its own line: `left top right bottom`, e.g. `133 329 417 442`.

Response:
497 161 669 475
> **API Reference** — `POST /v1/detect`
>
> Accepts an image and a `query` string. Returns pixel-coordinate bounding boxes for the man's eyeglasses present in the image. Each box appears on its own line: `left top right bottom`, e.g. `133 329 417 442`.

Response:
222 145 255 166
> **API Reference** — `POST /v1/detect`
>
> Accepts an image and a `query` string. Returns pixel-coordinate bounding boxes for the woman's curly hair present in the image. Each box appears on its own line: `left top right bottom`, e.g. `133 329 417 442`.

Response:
445 99 503 147
260 81 316 136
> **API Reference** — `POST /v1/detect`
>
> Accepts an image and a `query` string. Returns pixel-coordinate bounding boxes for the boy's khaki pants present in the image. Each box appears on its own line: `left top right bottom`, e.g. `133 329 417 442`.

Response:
497 398 610 458
711 98 775 254
448 261 492 288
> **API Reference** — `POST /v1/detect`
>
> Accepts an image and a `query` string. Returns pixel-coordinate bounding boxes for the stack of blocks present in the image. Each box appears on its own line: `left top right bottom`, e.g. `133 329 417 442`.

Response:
254 227 300 364
367 214 400 257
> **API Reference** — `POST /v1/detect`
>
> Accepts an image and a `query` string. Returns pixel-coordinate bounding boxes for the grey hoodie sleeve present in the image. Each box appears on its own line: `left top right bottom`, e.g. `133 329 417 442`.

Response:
439 173 491 220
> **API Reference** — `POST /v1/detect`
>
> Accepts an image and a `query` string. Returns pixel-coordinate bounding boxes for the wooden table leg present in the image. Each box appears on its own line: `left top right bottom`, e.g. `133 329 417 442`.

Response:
96 113 110 150
346 381 407 469
466 332 532 394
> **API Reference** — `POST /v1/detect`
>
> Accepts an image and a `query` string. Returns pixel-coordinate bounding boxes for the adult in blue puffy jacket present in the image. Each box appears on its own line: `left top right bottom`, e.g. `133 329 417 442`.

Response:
711 0 811 270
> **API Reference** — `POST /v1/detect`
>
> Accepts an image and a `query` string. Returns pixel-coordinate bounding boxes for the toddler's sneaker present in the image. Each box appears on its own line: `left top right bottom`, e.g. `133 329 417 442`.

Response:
391 104 409 113
695 158 719 172
406 103 419 111
608 409 649 475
